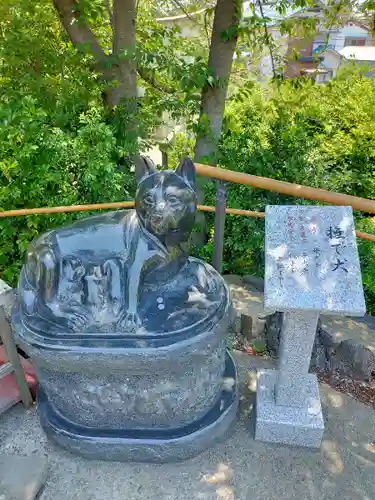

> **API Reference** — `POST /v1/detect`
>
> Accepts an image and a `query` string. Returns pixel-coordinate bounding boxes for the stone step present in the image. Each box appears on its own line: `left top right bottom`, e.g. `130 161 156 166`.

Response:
224 275 268 342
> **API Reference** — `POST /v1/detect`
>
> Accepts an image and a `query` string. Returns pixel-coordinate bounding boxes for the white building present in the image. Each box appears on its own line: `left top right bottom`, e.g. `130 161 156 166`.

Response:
242 5 375 81
319 45 375 80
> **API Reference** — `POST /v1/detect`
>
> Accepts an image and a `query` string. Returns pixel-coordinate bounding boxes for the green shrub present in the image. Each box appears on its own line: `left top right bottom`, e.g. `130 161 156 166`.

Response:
0 96 136 285
0 0 139 285
168 132 195 168
356 217 375 315
174 73 375 313
219 74 375 312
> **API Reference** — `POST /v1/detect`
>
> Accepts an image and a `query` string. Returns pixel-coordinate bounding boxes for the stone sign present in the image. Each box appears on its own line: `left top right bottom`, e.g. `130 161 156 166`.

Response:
255 205 366 448
264 205 366 315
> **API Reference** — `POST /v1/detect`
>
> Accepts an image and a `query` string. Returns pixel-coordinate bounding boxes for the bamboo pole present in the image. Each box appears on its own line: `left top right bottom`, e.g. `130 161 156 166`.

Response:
355 230 375 243
199 204 265 218
0 202 373 242
195 163 375 214
0 202 265 219
0 201 135 217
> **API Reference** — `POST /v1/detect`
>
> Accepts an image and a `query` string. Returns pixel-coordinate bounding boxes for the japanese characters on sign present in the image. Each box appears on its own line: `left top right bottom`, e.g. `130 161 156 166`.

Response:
326 225 348 273
264 205 366 315
281 215 349 280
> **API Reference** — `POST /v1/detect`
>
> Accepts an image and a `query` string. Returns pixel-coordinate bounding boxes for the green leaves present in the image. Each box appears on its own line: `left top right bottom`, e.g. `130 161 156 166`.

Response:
0 88 134 285
189 72 375 311
221 22 239 42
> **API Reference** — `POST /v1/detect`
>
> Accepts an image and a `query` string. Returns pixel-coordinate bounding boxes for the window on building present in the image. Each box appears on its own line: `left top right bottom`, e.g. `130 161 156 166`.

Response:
316 70 333 83
344 37 366 47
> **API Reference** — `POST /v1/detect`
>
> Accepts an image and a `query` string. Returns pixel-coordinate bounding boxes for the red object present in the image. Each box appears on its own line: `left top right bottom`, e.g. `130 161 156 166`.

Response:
243 345 257 356
0 346 37 414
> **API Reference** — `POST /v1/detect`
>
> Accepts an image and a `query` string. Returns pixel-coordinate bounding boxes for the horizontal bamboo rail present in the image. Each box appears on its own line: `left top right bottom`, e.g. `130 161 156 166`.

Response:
0 202 264 219
1 201 374 242
195 163 375 214
0 201 136 217
0 163 374 241
199 205 265 218
352 230 375 243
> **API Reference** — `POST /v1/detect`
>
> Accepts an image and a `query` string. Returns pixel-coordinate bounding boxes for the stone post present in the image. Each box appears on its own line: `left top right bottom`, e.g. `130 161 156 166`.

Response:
275 311 319 408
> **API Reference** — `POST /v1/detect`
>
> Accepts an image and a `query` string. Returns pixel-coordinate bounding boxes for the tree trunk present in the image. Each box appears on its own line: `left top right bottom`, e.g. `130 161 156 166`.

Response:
193 0 240 251
53 0 137 107
194 0 240 164
107 0 137 106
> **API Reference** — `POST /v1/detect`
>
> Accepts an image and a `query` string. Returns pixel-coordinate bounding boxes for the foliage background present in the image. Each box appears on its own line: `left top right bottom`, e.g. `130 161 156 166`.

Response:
0 0 208 284
170 71 375 313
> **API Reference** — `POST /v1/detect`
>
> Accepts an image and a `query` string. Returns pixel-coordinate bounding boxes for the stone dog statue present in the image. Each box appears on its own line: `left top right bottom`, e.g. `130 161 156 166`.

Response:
17 157 222 335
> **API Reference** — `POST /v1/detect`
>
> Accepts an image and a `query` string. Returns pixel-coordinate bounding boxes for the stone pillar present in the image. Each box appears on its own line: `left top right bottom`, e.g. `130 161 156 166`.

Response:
275 311 319 408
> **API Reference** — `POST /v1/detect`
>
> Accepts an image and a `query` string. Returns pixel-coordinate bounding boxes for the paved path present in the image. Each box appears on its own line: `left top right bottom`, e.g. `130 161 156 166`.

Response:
1 353 375 500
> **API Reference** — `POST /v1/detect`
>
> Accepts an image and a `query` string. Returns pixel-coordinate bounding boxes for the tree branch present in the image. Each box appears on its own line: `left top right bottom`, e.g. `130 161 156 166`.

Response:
105 0 114 31
52 0 107 62
194 0 241 163
111 0 137 103
170 0 202 24
137 66 175 93
257 0 277 79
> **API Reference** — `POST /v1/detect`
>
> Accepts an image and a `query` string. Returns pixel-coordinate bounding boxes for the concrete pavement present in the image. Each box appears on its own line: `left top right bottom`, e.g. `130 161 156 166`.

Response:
1 353 374 500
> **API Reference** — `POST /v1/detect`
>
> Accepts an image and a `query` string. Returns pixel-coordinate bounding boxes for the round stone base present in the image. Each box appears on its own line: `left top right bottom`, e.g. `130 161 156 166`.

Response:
38 352 238 463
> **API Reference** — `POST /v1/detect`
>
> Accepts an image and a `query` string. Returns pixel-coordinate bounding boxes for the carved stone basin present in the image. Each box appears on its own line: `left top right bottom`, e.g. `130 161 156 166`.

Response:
12 157 238 462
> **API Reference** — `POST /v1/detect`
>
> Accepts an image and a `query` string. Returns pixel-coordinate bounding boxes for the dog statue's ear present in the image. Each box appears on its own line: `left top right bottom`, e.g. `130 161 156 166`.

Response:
175 157 195 190
134 156 157 183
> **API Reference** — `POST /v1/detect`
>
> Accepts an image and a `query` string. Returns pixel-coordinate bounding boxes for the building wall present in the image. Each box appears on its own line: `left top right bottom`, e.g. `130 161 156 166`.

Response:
285 60 320 78
157 14 203 38
320 50 342 77
284 38 318 78
285 21 373 79
328 23 371 51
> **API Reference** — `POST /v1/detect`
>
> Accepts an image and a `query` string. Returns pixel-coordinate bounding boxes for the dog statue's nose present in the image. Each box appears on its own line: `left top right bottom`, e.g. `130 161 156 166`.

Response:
155 201 166 212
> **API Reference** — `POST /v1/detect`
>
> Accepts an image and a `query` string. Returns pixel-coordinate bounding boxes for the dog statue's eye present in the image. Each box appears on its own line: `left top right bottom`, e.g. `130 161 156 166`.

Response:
144 193 154 205
167 195 179 205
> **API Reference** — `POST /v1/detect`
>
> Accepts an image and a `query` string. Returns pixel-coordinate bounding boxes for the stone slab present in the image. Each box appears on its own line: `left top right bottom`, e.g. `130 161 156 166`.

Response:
255 369 324 448
0 454 48 500
275 372 315 408
264 205 366 315
275 311 319 407
277 311 318 375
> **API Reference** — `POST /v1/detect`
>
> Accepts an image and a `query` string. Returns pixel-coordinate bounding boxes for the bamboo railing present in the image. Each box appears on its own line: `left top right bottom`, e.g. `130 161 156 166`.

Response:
195 163 375 214
1 164 374 245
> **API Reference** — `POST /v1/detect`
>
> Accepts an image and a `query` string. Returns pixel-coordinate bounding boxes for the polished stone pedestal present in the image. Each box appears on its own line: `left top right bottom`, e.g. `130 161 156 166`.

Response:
12 265 238 462
38 353 237 463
